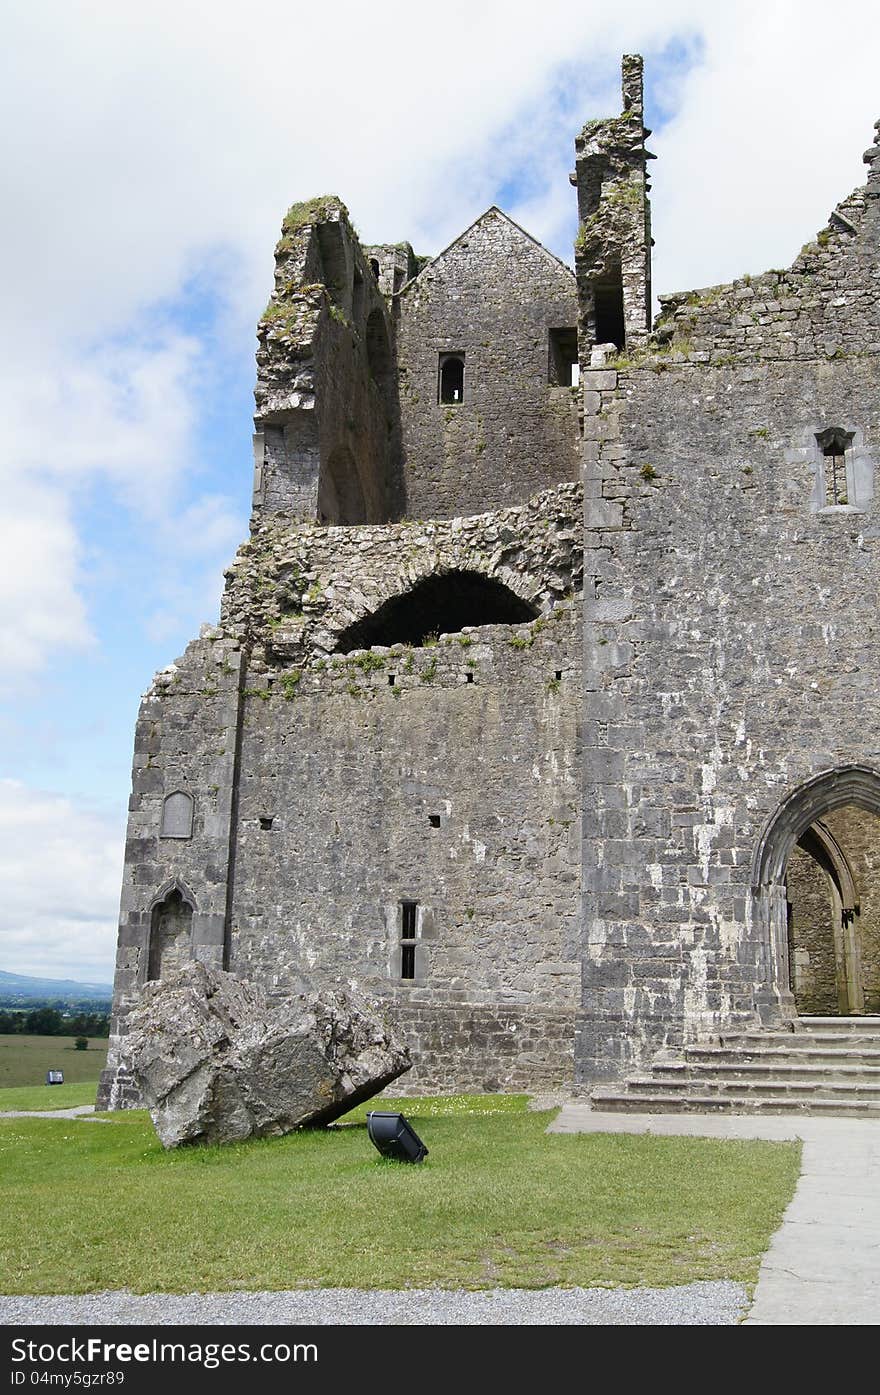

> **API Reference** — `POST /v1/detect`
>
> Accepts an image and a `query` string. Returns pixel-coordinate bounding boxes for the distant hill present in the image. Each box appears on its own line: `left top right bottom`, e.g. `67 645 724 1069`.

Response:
0 970 113 1003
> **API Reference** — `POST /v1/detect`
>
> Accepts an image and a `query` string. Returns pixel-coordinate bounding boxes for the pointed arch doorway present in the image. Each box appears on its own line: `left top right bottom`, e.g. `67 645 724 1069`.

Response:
753 766 880 1019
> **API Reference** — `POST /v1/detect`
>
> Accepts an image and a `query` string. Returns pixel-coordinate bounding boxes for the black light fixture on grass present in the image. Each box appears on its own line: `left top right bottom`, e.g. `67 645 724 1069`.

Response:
366 1111 429 1163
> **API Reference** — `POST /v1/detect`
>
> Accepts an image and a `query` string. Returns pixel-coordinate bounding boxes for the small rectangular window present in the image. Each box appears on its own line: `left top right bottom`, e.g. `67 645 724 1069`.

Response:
400 900 418 981
548 328 579 386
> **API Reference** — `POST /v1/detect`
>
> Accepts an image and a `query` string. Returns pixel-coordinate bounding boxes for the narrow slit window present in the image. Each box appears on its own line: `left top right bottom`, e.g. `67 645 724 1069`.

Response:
439 353 465 404
400 900 418 981
816 427 855 507
825 451 847 505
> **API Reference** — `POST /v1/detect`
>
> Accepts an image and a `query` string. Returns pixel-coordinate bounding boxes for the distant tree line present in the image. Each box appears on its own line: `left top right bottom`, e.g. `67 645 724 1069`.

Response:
0 1007 110 1037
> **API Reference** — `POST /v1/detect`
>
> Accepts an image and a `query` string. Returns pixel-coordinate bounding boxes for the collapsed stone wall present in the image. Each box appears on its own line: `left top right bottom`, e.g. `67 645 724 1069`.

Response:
573 53 653 361
396 208 581 519
654 126 880 366
221 481 582 664
253 197 404 524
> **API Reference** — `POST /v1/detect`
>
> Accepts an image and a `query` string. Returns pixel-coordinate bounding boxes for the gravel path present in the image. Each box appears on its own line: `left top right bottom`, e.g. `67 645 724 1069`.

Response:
0 1281 747 1326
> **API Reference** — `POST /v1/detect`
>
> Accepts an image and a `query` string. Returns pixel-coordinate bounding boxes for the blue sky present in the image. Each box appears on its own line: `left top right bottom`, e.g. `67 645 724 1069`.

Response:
1 0 877 982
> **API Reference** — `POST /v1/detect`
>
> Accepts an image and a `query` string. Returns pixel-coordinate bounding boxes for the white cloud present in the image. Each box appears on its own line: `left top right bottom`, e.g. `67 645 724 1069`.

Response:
0 780 123 981
651 1 880 297
2 0 879 978
0 481 93 684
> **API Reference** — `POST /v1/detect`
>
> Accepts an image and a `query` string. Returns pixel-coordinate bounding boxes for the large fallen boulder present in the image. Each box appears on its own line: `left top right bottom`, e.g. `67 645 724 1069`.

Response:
118 962 411 1147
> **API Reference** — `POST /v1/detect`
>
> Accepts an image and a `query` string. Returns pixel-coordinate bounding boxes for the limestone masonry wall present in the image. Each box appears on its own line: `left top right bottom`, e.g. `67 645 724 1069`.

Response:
101 61 880 1112
396 209 580 518
579 346 880 1080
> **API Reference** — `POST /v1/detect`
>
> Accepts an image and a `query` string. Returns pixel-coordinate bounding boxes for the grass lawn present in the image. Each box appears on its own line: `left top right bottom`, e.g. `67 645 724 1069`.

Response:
0 1034 108 1089
0 1092 800 1295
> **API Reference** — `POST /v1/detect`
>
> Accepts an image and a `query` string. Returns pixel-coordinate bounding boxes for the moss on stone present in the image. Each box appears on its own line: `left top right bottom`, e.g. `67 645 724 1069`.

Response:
281 195 348 236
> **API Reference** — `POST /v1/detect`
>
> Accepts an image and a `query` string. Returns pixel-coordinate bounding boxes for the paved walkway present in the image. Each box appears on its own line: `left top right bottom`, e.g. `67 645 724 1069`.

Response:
549 1105 880 1325
0 1104 107 1120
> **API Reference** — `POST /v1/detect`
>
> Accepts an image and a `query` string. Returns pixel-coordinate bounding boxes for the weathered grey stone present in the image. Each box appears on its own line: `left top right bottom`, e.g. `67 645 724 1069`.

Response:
118 963 411 1147
97 51 880 1121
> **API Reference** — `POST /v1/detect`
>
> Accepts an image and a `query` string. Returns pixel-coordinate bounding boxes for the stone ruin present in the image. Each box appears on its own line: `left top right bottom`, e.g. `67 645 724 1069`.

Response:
117 963 411 1147
97 55 880 1118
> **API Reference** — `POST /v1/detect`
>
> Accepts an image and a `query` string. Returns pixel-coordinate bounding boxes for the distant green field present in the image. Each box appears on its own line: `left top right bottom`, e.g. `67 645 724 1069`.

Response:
0 1034 108 1089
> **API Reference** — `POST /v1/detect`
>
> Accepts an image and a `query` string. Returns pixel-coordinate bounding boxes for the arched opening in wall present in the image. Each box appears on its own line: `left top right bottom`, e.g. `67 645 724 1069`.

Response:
366 308 393 409
334 570 538 652
438 354 465 404
786 808 880 1015
147 887 193 982
317 221 348 310
592 261 625 348
369 258 380 281
352 266 365 327
317 444 367 525
754 766 880 1019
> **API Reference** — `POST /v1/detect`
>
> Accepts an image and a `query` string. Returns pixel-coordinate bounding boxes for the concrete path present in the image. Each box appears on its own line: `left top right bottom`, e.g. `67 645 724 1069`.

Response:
0 1104 107 1121
549 1104 880 1325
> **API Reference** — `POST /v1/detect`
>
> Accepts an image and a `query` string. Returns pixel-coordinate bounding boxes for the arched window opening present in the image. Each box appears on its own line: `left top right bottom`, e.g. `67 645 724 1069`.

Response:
335 570 538 652
438 354 465 404
369 258 380 280
147 887 193 982
816 426 855 507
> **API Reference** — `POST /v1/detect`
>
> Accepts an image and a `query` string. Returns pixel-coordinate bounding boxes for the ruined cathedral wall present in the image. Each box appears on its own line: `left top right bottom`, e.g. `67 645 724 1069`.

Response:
655 174 880 364
254 201 403 524
221 482 583 1092
222 482 583 661
579 344 880 1082
102 483 584 1100
229 604 581 1094
396 209 581 519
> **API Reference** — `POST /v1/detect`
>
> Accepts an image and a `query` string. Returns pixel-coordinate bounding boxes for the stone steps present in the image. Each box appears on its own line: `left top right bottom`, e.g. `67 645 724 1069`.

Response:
589 1090 880 1119
590 1017 880 1117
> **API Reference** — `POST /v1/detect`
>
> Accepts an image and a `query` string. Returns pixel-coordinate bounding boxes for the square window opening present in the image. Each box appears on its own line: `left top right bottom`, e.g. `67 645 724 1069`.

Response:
548 328 579 386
